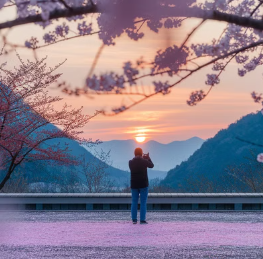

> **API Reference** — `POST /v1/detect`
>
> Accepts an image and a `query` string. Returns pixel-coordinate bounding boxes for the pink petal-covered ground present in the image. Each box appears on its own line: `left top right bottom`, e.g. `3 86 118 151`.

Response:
1 221 263 247
1 212 263 258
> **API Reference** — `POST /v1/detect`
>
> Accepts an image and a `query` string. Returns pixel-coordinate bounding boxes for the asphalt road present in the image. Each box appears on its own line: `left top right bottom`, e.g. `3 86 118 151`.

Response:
1 211 263 258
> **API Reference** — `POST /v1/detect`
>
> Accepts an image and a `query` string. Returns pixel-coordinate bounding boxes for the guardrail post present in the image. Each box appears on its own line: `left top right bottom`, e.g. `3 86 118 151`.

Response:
103 204 110 210
52 204 60 210
36 204 43 210
234 203 242 211
86 204 93 210
154 204 161 210
171 204 178 210
61 204 68 210
147 204 153 210
209 204 216 210
119 204 128 210
192 204 198 210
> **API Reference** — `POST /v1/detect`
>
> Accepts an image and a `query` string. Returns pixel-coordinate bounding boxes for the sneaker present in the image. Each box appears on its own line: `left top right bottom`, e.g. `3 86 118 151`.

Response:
140 220 148 224
132 220 137 224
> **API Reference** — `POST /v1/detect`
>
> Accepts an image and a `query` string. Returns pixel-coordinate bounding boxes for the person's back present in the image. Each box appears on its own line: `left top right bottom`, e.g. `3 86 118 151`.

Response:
129 148 154 224
129 155 154 189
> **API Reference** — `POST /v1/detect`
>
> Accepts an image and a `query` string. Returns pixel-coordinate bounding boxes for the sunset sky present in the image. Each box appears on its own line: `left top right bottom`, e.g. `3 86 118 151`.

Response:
1 9 262 144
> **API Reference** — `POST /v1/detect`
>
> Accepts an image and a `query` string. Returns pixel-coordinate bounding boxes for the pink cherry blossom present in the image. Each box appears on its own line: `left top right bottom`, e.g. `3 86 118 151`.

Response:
77 22 92 36
205 74 220 86
257 153 263 163
251 91 262 103
152 45 189 74
186 90 206 106
153 81 170 95
55 23 69 37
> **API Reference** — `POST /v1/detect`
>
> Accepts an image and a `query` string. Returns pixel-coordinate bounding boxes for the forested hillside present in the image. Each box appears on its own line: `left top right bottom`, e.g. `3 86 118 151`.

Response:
161 112 263 192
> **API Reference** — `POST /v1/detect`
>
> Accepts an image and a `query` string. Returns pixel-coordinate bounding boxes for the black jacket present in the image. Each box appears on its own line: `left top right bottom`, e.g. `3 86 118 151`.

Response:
129 156 154 189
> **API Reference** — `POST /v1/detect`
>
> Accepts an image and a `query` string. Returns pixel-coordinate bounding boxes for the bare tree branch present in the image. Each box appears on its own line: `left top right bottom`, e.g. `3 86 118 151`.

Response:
87 43 105 79
236 136 263 148
179 19 206 51
250 1 263 17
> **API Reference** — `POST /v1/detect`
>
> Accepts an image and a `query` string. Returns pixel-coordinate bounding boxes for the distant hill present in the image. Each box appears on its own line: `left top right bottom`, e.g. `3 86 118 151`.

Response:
161 112 263 191
84 137 204 179
0 126 129 191
43 137 130 187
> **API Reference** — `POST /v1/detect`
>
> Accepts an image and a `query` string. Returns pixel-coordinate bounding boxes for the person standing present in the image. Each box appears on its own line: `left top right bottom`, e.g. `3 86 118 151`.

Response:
129 147 154 224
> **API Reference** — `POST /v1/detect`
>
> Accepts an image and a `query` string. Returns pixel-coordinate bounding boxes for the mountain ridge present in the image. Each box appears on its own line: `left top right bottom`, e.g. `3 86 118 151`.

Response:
104 136 204 146
161 112 263 192
84 137 205 174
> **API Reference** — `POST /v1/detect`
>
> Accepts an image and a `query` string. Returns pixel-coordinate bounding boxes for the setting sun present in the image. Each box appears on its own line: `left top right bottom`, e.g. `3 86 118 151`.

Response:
135 136 146 143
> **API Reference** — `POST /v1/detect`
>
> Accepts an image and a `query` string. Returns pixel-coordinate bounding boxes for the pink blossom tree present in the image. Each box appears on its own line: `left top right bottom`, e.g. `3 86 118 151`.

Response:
0 54 98 190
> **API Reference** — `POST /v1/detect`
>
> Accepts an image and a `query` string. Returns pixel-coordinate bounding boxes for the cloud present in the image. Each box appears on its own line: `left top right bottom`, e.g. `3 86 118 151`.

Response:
123 110 180 121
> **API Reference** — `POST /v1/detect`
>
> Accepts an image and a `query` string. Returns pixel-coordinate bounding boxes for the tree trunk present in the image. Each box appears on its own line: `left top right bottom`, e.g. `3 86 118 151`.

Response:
0 170 13 191
0 160 15 191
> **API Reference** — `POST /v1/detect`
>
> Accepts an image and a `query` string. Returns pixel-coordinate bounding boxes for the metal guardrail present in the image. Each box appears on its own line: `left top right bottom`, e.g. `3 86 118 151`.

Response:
1 193 263 211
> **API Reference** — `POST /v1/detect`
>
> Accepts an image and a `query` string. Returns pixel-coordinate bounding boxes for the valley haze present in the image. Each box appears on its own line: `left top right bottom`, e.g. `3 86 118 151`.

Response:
84 137 205 179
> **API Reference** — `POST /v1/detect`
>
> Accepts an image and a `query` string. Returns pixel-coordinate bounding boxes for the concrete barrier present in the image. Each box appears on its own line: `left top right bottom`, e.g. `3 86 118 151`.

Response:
0 193 263 211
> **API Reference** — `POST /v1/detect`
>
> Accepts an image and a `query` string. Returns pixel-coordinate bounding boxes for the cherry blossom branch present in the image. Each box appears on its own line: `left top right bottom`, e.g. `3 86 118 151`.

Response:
2 0 59 8
4 17 146 52
15 136 65 167
33 31 100 50
103 39 263 115
187 55 210 62
1 6 263 32
136 20 146 33
250 1 263 17
216 25 228 45
179 19 206 50
61 68 192 97
84 90 148 97
87 43 104 79
127 69 192 83
0 4 98 30
211 10 263 30
190 53 237 105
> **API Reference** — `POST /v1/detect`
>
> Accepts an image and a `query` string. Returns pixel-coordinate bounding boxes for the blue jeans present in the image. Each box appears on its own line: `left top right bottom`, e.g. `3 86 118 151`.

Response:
131 187 148 221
